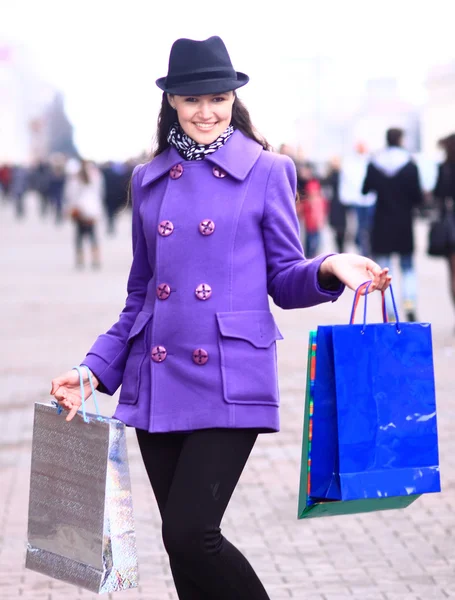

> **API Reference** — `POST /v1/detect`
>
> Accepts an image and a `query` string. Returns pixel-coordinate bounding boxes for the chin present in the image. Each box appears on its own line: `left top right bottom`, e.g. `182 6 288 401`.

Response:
194 134 218 144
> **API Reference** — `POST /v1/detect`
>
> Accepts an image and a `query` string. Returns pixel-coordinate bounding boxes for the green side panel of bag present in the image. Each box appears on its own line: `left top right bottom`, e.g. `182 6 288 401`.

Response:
298 494 420 519
297 330 317 519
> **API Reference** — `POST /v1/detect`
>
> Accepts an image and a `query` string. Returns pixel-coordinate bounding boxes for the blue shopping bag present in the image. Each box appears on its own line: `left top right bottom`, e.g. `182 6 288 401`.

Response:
310 282 441 502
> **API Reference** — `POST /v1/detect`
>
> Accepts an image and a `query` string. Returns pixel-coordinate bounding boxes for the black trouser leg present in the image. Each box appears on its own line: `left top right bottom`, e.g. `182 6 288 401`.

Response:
136 428 270 600
136 430 210 599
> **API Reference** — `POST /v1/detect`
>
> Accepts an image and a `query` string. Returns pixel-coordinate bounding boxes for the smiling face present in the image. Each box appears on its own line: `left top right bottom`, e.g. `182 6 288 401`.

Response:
167 91 235 144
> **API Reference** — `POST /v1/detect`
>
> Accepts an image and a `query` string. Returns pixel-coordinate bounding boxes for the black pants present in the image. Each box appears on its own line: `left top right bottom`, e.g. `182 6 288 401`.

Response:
75 220 97 252
136 428 271 600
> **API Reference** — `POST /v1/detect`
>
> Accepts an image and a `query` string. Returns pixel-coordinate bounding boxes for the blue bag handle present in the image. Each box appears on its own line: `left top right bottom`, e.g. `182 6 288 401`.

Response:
349 280 401 333
55 365 100 423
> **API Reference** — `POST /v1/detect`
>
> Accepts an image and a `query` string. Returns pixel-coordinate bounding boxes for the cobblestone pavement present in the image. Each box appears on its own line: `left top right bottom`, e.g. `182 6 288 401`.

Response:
1 194 454 599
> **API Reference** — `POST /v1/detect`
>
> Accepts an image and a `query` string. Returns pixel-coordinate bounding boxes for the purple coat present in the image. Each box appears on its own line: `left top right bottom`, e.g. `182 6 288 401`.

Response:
82 131 343 433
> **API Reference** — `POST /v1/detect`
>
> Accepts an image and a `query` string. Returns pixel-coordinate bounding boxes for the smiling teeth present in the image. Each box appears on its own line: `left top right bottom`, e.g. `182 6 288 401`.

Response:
195 123 215 129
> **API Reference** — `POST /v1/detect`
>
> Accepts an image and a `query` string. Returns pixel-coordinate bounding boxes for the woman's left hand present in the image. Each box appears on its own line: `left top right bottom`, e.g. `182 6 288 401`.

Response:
319 254 392 293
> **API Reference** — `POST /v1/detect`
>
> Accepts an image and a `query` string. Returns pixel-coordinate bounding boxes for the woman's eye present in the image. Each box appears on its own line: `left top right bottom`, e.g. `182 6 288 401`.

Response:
184 97 198 103
213 97 225 102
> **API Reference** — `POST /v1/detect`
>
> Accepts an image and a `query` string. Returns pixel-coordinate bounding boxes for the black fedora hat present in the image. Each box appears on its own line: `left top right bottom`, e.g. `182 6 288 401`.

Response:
156 36 249 95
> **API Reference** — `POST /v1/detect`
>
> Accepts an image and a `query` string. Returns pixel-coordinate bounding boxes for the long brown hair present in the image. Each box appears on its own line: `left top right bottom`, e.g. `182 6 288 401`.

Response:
152 92 270 157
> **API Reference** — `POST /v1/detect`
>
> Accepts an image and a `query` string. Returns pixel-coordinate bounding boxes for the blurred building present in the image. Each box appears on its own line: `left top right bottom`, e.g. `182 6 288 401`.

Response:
346 78 421 154
276 67 421 162
291 56 349 162
0 41 77 164
421 62 455 158
0 42 50 163
45 93 78 157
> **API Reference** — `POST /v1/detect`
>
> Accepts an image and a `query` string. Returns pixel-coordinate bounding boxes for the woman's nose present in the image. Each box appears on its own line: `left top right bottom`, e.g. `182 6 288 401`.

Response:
198 103 212 120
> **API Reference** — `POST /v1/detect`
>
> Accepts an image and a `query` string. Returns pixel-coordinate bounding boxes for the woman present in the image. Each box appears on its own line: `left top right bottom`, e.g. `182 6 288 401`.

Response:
51 36 390 599
433 133 455 320
65 158 104 269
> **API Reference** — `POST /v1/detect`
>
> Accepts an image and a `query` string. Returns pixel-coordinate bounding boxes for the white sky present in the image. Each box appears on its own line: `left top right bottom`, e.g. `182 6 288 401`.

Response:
2 0 455 160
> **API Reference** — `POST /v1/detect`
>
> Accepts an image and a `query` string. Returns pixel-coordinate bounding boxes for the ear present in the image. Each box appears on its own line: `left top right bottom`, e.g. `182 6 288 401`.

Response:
167 94 176 110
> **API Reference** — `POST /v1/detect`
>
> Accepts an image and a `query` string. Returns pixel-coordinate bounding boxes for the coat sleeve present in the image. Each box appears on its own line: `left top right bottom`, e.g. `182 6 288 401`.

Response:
361 162 376 194
81 164 153 394
262 154 344 309
408 162 424 207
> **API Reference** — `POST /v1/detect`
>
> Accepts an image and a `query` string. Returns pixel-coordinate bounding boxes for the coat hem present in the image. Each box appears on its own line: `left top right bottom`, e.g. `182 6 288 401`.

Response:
112 402 280 434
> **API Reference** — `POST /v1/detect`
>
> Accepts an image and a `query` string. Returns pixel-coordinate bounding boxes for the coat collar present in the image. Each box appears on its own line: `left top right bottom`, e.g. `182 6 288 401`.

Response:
141 130 263 187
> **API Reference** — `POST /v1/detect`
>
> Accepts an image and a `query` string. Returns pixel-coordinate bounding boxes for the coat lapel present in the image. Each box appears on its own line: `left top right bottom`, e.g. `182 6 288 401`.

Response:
205 130 263 181
141 130 263 187
141 147 182 187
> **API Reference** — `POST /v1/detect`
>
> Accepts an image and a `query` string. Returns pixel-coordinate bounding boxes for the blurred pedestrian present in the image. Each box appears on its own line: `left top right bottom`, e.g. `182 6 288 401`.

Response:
362 128 423 321
324 157 347 253
0 163 12 200
339 142 376 256
101 161 129 235
297 177 328 257
10 165 29 219
48 154 67 225
50 35 391 600
433 133 455 322
295 163 315 249
64 159 104 269
30 161 51 217
296 162 314 197
278 143 295 159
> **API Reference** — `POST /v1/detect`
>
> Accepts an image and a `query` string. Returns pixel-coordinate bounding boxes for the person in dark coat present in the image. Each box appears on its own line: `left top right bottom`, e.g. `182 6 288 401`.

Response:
30 161 51 217
101 162 129 235
324 157 347 253
10 165 29 218
362 128 423 321
433 133 455 321
48 155 67 224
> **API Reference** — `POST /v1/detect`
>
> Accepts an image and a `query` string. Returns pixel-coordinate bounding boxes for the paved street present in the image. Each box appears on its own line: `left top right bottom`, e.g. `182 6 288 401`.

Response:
1 193 454 600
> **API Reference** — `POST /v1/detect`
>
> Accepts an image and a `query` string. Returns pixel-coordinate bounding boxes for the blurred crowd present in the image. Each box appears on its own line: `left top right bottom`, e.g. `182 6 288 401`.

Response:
0 153 141 268
282 128 455 323
2 128 455 324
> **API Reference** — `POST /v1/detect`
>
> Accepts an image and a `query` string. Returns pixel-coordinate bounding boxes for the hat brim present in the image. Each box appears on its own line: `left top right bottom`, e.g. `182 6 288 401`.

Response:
156 72 249 95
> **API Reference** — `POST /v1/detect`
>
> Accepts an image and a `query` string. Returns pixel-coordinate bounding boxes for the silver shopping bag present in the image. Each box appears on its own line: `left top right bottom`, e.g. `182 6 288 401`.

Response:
26 367 139 593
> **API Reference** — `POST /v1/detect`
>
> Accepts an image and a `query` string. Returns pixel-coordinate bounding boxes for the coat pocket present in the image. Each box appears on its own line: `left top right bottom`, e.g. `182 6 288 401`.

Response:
120 311 153 405
216 311 283 405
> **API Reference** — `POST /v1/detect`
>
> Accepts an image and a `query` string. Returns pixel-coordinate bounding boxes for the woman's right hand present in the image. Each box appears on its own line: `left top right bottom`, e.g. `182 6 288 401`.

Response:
50 368 99 422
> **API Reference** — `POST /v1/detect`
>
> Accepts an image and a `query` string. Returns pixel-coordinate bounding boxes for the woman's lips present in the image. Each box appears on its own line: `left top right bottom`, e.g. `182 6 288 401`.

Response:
193 122 217 130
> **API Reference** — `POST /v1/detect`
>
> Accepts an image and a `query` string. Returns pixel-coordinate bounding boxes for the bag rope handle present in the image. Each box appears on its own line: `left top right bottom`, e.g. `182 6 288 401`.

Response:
349 280 401 333
56 365 100 422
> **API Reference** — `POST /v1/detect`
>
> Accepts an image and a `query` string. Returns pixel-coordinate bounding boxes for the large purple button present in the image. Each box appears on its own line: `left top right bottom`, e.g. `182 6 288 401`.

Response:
195 283 212 301
157 283 171 300
212 166 226 178
199 219 215 236
170 164 184 179
151 346 167 363
193 348 208 365
158 220 174 236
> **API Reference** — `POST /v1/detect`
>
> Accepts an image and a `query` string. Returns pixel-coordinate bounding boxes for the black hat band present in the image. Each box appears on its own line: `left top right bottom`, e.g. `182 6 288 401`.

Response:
166 68 237 87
